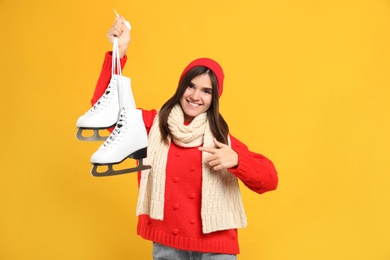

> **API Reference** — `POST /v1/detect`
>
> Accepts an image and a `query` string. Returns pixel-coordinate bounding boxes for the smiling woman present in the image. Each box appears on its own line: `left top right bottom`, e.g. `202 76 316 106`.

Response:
80 16 279 259
2 0 390 259
159 59 228 145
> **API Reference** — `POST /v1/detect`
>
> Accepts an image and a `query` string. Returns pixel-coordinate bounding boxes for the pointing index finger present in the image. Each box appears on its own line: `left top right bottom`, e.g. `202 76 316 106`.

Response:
198 146 216 154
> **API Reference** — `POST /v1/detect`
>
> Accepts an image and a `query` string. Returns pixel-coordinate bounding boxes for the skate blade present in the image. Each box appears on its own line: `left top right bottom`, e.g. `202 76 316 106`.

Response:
76 128 109 141
91 159 151 177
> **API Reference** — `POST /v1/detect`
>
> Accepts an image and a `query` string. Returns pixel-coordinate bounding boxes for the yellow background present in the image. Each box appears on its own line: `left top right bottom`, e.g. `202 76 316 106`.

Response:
1 0 389 259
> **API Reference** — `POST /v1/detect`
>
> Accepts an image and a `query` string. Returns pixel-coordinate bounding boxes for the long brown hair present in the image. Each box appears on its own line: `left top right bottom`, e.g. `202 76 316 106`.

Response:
158 66 229 144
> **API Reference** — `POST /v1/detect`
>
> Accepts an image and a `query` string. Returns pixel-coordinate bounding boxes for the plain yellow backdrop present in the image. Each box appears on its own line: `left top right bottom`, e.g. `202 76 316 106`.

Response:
1 0 389 259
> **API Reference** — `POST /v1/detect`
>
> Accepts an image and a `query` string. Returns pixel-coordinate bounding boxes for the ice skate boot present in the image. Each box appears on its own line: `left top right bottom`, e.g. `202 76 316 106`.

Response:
90 108 150 177
75 75 127 141
76 35 131 142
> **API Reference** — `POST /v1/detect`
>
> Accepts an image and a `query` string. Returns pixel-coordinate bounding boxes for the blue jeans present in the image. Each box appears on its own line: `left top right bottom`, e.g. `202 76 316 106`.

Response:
152 242 237 260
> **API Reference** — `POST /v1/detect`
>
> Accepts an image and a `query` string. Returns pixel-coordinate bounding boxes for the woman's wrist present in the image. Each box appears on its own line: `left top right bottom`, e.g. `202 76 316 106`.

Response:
118 45 128 58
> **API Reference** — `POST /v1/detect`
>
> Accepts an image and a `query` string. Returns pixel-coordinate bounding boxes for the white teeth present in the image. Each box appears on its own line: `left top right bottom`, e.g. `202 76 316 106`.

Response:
189 102 200 107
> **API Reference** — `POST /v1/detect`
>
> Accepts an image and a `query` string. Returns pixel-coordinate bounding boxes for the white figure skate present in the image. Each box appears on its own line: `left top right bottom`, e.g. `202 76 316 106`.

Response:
90 108 151 177
75 31 130 141
75 75 122 141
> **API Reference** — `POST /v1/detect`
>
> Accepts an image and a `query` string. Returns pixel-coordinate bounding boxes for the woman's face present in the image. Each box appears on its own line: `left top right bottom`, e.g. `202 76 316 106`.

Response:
180 73 213 122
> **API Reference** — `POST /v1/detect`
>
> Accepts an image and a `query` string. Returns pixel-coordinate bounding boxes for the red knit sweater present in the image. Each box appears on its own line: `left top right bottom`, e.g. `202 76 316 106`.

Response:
91 52 278 254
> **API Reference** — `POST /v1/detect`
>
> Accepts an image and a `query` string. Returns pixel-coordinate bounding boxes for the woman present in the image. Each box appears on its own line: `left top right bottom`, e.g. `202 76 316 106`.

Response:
91 16 278 260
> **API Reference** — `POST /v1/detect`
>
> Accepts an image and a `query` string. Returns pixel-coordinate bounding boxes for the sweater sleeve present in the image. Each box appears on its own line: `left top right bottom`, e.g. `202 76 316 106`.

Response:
228 134 278 194
137 109 157 186
90 51 128 106
141 109 158 134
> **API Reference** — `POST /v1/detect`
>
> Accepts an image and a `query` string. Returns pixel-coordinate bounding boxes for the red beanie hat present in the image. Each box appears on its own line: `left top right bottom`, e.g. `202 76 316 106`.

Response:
179 58 225 98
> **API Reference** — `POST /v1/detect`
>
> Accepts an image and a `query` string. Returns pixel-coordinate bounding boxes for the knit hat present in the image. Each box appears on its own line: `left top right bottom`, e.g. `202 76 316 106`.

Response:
179 58 225 98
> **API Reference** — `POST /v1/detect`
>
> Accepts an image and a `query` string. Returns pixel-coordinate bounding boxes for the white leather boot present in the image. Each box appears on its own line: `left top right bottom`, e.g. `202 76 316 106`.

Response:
90 108 150 176
75 75 128 141
76 36 134 141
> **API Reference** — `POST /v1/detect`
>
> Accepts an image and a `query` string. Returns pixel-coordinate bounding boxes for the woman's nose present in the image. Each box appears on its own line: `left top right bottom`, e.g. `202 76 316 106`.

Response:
190 90 200 99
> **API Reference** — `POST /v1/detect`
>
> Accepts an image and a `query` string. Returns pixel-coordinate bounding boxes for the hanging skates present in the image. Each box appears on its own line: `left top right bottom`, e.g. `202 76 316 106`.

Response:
76 10 132 141
76 21 151 177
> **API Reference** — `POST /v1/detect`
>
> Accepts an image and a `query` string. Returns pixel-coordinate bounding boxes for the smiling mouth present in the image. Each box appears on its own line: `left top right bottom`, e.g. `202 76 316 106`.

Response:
188 100 201 107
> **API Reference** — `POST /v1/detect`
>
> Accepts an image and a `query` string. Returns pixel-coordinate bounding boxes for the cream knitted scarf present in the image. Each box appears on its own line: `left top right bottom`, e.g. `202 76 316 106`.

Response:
136 104 247 233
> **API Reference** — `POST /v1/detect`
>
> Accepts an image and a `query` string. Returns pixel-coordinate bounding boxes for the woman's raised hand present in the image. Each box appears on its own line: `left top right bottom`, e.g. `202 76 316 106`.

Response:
107 16 131 58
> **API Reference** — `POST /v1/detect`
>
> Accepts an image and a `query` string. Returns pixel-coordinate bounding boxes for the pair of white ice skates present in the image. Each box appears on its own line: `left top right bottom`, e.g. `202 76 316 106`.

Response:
76 38 150 177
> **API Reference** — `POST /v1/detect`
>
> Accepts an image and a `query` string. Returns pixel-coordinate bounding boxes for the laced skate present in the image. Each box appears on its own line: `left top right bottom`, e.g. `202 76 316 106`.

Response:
75 76 122 141
75 36 129 141
90 108 151 177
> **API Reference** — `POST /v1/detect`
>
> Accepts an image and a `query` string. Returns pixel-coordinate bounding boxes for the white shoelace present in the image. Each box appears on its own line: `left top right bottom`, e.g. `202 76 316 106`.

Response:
89 79 117 113
102 109 128 148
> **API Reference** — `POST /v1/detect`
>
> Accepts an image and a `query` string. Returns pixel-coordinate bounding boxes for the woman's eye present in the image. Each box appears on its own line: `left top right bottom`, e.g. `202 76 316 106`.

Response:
203 89 212 94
